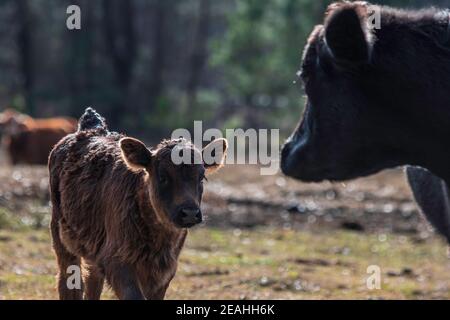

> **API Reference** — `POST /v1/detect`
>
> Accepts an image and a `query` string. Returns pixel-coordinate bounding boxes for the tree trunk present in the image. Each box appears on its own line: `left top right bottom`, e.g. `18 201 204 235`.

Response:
186 0 211 110
148 0 168 112
102 0 137 127
15 0 35 115
68 0 94 116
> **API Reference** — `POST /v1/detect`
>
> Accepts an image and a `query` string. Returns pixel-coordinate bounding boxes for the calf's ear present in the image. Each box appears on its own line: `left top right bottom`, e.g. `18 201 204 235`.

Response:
202 138 228 174
120 137 153 171
324 3 373 64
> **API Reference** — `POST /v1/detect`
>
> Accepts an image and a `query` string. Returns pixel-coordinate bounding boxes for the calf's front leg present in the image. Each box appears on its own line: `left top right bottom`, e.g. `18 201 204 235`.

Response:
143 282 170 300
104 263 144 300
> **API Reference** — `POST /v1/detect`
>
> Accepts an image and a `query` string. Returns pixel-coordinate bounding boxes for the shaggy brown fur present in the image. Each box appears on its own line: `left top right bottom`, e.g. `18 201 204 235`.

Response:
49 108 227 300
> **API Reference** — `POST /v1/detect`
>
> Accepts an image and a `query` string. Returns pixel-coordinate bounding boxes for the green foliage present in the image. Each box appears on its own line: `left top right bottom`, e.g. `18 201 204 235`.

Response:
188 90 221 122
144 95 186 134
0 0 446 137
0 208 23 230
211 0 326 131
10 95 27 113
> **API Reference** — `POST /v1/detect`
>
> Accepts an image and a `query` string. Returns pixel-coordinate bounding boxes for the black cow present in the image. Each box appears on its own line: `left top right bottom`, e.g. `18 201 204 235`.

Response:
280 2 450 241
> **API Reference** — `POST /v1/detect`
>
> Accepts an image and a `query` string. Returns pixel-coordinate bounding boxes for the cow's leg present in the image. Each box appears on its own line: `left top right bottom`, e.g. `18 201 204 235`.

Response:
83 264 105 300
406 166 450 243
104 263 144 300
137 266 173 300
51 219 84 300
141 280 170 300
148 284 169 300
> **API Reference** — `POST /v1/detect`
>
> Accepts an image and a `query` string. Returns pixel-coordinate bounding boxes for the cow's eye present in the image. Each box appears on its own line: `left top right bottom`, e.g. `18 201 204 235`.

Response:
299 67 309 82
159 173 169 186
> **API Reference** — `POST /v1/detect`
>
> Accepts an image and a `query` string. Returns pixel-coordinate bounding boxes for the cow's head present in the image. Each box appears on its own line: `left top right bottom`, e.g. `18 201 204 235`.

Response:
281 2 438 182
120 137 227 229
0 109 29 136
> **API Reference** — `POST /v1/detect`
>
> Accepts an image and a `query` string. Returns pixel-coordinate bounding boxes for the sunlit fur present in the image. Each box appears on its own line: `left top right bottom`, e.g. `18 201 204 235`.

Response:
49 108 226 300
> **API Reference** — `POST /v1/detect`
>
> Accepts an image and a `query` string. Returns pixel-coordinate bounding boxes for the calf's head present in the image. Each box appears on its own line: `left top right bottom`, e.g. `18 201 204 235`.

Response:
281 2 446 182
120 137 227 228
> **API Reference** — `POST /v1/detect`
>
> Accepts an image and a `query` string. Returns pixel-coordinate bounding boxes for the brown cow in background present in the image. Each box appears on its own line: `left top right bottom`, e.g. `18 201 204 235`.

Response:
0 109 77 165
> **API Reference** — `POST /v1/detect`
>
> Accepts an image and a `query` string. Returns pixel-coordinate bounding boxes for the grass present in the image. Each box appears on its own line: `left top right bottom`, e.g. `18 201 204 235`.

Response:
0 208 24 231
0 226 449 300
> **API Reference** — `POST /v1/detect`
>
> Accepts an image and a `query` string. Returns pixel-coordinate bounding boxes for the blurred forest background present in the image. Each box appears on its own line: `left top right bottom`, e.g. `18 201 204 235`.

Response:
1 0 450 299
0 0 448 141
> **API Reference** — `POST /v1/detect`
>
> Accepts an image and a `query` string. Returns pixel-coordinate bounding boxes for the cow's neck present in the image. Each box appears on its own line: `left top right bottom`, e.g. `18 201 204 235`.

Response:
402 118 450 184
419 149 450 186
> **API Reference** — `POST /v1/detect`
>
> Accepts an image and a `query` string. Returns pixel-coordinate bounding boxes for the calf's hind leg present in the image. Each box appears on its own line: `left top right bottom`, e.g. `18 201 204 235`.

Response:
50 219 84 300
84 264 105 300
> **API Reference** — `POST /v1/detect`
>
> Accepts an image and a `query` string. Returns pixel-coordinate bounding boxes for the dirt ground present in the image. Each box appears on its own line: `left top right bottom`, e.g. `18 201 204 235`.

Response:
0 163 449 300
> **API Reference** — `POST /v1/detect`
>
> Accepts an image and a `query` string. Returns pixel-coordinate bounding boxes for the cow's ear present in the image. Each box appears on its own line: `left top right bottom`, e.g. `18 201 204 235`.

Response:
120 137 153 171
202 138 228 174
324 3 372 64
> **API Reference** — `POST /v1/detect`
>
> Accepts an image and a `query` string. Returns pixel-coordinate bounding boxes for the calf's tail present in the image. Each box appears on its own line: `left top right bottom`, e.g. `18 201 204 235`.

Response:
78 107 107 132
